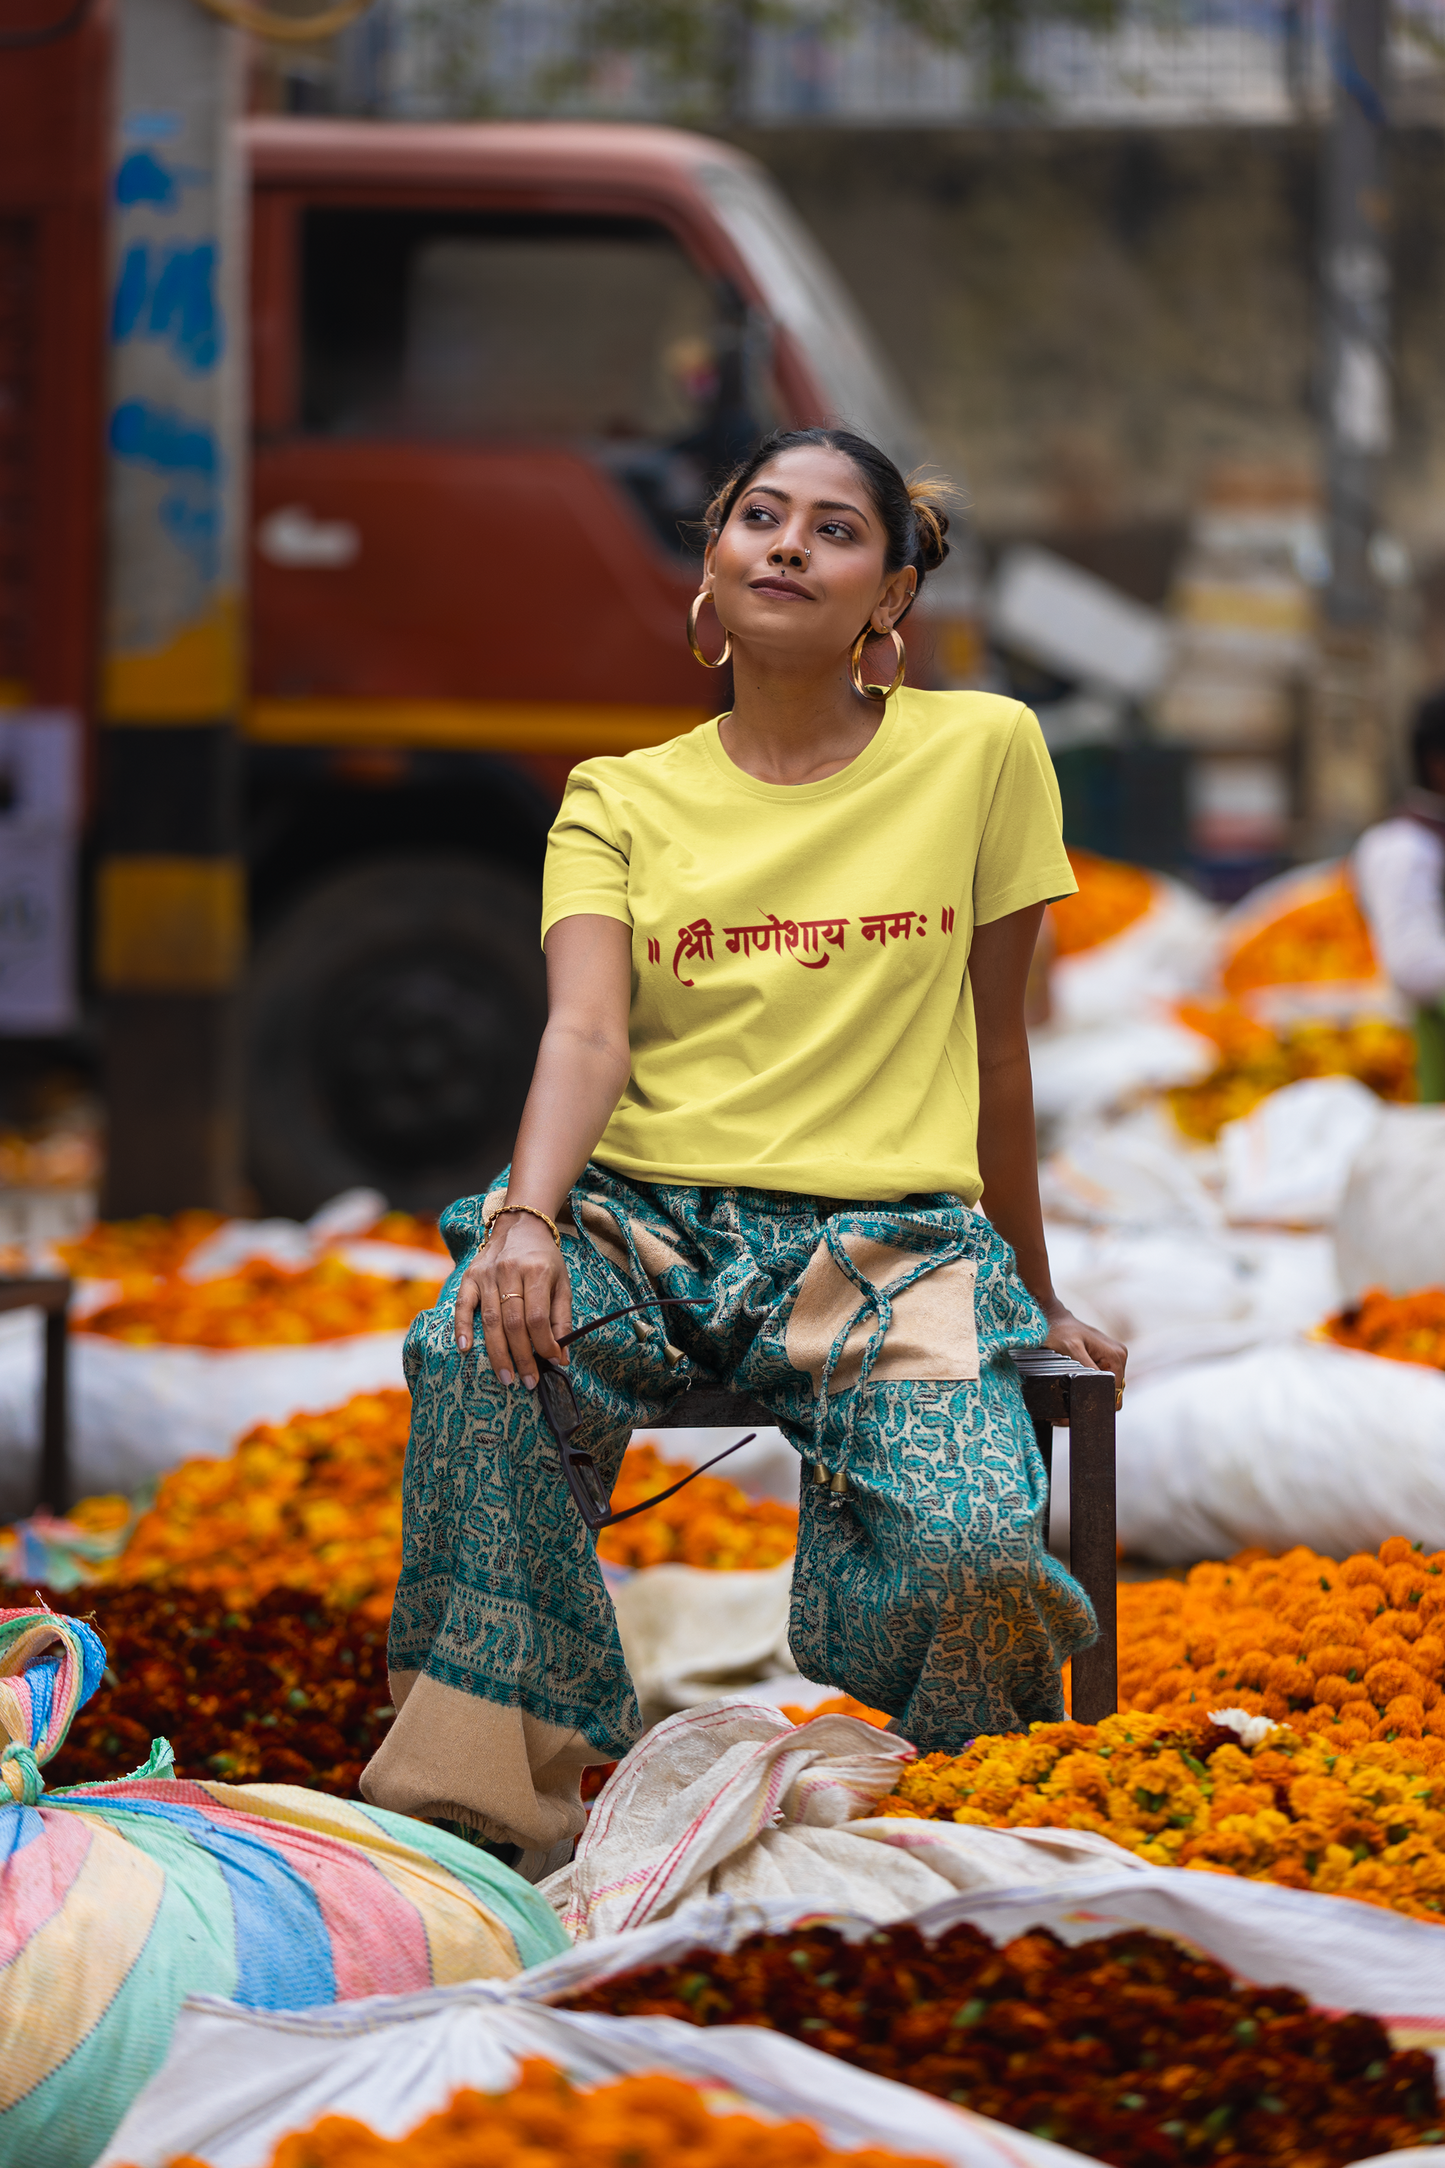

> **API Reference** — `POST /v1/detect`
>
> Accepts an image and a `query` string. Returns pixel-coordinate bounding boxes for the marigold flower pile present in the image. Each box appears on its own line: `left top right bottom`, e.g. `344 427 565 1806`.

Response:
1166 1001 1415 1142
1324 1289 1445 1371
595 1443 799 1571
559 1920 1443 2166
56 1208 447 1282
23 1422 801 1621
3 1579 393 1792
57 1209 227 1284
133 2060 938 2168
363 1211 450 1255
76 1254 443 1348
1047 847 1154 956
96 1390 411 1618
874 1541 1445 1923
1221 871 1380 996
56 1210 448 1347
1113 1538 1445 1740
881 1714 1445 1923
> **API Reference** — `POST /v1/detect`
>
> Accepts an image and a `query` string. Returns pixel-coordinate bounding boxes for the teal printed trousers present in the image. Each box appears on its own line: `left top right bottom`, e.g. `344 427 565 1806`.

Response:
372 1169 1096 1848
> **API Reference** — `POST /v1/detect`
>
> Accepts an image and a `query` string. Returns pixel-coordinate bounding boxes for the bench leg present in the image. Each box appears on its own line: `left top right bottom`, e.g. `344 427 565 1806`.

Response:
1067 1369 1117 1723
40 1305 69 1516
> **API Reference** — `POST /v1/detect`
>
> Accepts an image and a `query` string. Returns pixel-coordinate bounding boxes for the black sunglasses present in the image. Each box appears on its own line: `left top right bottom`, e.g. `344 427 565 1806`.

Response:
531 1296 755 1530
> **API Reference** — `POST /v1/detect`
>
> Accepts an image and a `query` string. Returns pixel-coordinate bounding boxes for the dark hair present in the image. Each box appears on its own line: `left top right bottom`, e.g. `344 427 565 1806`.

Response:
704 427 952 623
1412 685 1445 789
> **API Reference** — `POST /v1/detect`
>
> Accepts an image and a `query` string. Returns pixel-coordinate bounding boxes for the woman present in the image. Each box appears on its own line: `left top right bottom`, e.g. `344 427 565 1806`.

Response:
361 428 1126 1877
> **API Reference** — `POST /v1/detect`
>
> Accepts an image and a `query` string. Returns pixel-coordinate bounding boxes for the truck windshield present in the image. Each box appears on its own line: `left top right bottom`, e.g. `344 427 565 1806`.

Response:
299 207 780 558
694 161 923 476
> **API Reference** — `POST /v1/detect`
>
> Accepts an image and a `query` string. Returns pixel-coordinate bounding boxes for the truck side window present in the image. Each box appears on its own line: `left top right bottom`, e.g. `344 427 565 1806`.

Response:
299 208 778 557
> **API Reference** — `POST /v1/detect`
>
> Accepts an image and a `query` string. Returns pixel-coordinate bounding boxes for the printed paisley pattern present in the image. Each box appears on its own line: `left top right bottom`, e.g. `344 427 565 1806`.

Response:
392 1170 1097 1759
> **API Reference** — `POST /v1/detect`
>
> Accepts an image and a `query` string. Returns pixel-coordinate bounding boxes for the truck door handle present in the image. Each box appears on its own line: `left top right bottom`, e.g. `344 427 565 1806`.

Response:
257 505 361 568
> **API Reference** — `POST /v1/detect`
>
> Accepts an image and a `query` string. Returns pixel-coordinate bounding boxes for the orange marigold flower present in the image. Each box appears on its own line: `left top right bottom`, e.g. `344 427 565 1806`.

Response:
1340 1555 1390 1590
1364 1659 1422 1704
1310 1674 1353 1708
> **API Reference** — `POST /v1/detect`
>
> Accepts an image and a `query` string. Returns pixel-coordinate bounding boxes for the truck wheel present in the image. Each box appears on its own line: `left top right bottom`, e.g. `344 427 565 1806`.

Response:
246 853 547 1219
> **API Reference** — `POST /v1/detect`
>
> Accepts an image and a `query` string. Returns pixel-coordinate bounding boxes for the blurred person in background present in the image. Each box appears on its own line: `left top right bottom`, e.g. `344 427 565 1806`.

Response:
1353 690 1445 1101
362 428 1126 1876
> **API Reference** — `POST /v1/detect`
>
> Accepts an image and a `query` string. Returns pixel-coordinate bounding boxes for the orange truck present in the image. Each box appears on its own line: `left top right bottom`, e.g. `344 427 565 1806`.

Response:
1 20 976 1214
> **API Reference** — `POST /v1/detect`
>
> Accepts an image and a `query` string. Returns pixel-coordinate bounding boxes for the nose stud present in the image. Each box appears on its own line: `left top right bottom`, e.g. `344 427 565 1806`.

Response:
770 544 811 568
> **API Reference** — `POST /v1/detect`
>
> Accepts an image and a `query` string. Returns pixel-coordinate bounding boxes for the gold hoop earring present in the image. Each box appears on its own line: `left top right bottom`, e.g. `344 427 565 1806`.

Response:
688 590 731 669
850 624 905 702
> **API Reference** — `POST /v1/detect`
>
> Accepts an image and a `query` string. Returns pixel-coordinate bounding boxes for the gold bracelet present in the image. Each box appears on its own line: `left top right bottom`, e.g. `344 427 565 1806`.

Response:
484 1203 562 1250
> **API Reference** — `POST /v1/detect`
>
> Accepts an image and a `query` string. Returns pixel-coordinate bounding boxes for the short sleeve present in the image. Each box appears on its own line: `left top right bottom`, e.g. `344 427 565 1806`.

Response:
540 766 634 946
972 707 1077 926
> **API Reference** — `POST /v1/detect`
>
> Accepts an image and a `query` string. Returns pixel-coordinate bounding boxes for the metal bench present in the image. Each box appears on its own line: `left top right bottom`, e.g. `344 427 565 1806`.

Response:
0 1275 73 1515
664 1346 1117 1724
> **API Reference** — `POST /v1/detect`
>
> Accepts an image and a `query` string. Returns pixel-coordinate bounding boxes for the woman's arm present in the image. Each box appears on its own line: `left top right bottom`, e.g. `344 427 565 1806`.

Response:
454 914 633 1389
970 904 1127 1388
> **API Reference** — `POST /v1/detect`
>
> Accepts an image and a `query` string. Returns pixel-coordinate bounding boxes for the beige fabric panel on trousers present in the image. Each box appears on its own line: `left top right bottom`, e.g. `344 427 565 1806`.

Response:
786 1235 979 1389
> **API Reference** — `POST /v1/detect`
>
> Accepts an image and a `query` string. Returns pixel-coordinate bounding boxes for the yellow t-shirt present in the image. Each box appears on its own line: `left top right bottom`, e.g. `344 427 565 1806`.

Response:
540 687 1076 1204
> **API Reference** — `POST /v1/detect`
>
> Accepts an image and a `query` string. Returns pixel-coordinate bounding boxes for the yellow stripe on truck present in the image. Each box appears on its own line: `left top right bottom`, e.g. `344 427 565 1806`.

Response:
246 698 710 754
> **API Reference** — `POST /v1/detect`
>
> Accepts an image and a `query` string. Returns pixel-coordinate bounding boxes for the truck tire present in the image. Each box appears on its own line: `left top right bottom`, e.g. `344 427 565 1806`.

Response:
246 853 547 1219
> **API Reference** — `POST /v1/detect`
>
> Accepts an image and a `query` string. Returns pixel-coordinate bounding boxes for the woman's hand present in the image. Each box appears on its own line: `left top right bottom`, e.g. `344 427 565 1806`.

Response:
1043 1300 1127 1401
454 1216 573 1391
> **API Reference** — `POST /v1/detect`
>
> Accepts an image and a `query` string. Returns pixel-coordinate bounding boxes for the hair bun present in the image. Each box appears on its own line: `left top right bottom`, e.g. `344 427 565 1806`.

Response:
905 474 952 574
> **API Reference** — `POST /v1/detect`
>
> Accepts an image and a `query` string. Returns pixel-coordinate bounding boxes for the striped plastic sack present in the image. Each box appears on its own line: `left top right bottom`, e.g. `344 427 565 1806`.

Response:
0 1601 570 2168
0 1602 107 1804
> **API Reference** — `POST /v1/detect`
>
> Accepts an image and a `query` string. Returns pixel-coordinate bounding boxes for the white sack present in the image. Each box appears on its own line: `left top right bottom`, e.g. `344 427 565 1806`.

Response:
1043 1222 1341 1398
1029 1017 1215 1127
101 1988 1091 2168
0 1322 408 1518
1049 878 1219 1031
510 1876 1445 2079
1109 1338 1445 1562
545 1704 1143 1942
1336 1104 1445 1299
1218 1074 1383 1227
611 1562 797 1719
904 1874 1445 2055
1039 1115 1221 1229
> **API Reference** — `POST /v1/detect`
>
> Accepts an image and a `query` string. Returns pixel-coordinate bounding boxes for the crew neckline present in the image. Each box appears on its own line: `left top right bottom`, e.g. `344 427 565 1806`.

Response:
702 692 902 803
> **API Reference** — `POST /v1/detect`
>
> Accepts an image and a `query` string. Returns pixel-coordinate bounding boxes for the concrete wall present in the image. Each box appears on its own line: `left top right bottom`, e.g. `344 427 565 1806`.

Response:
737 125 1445 603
